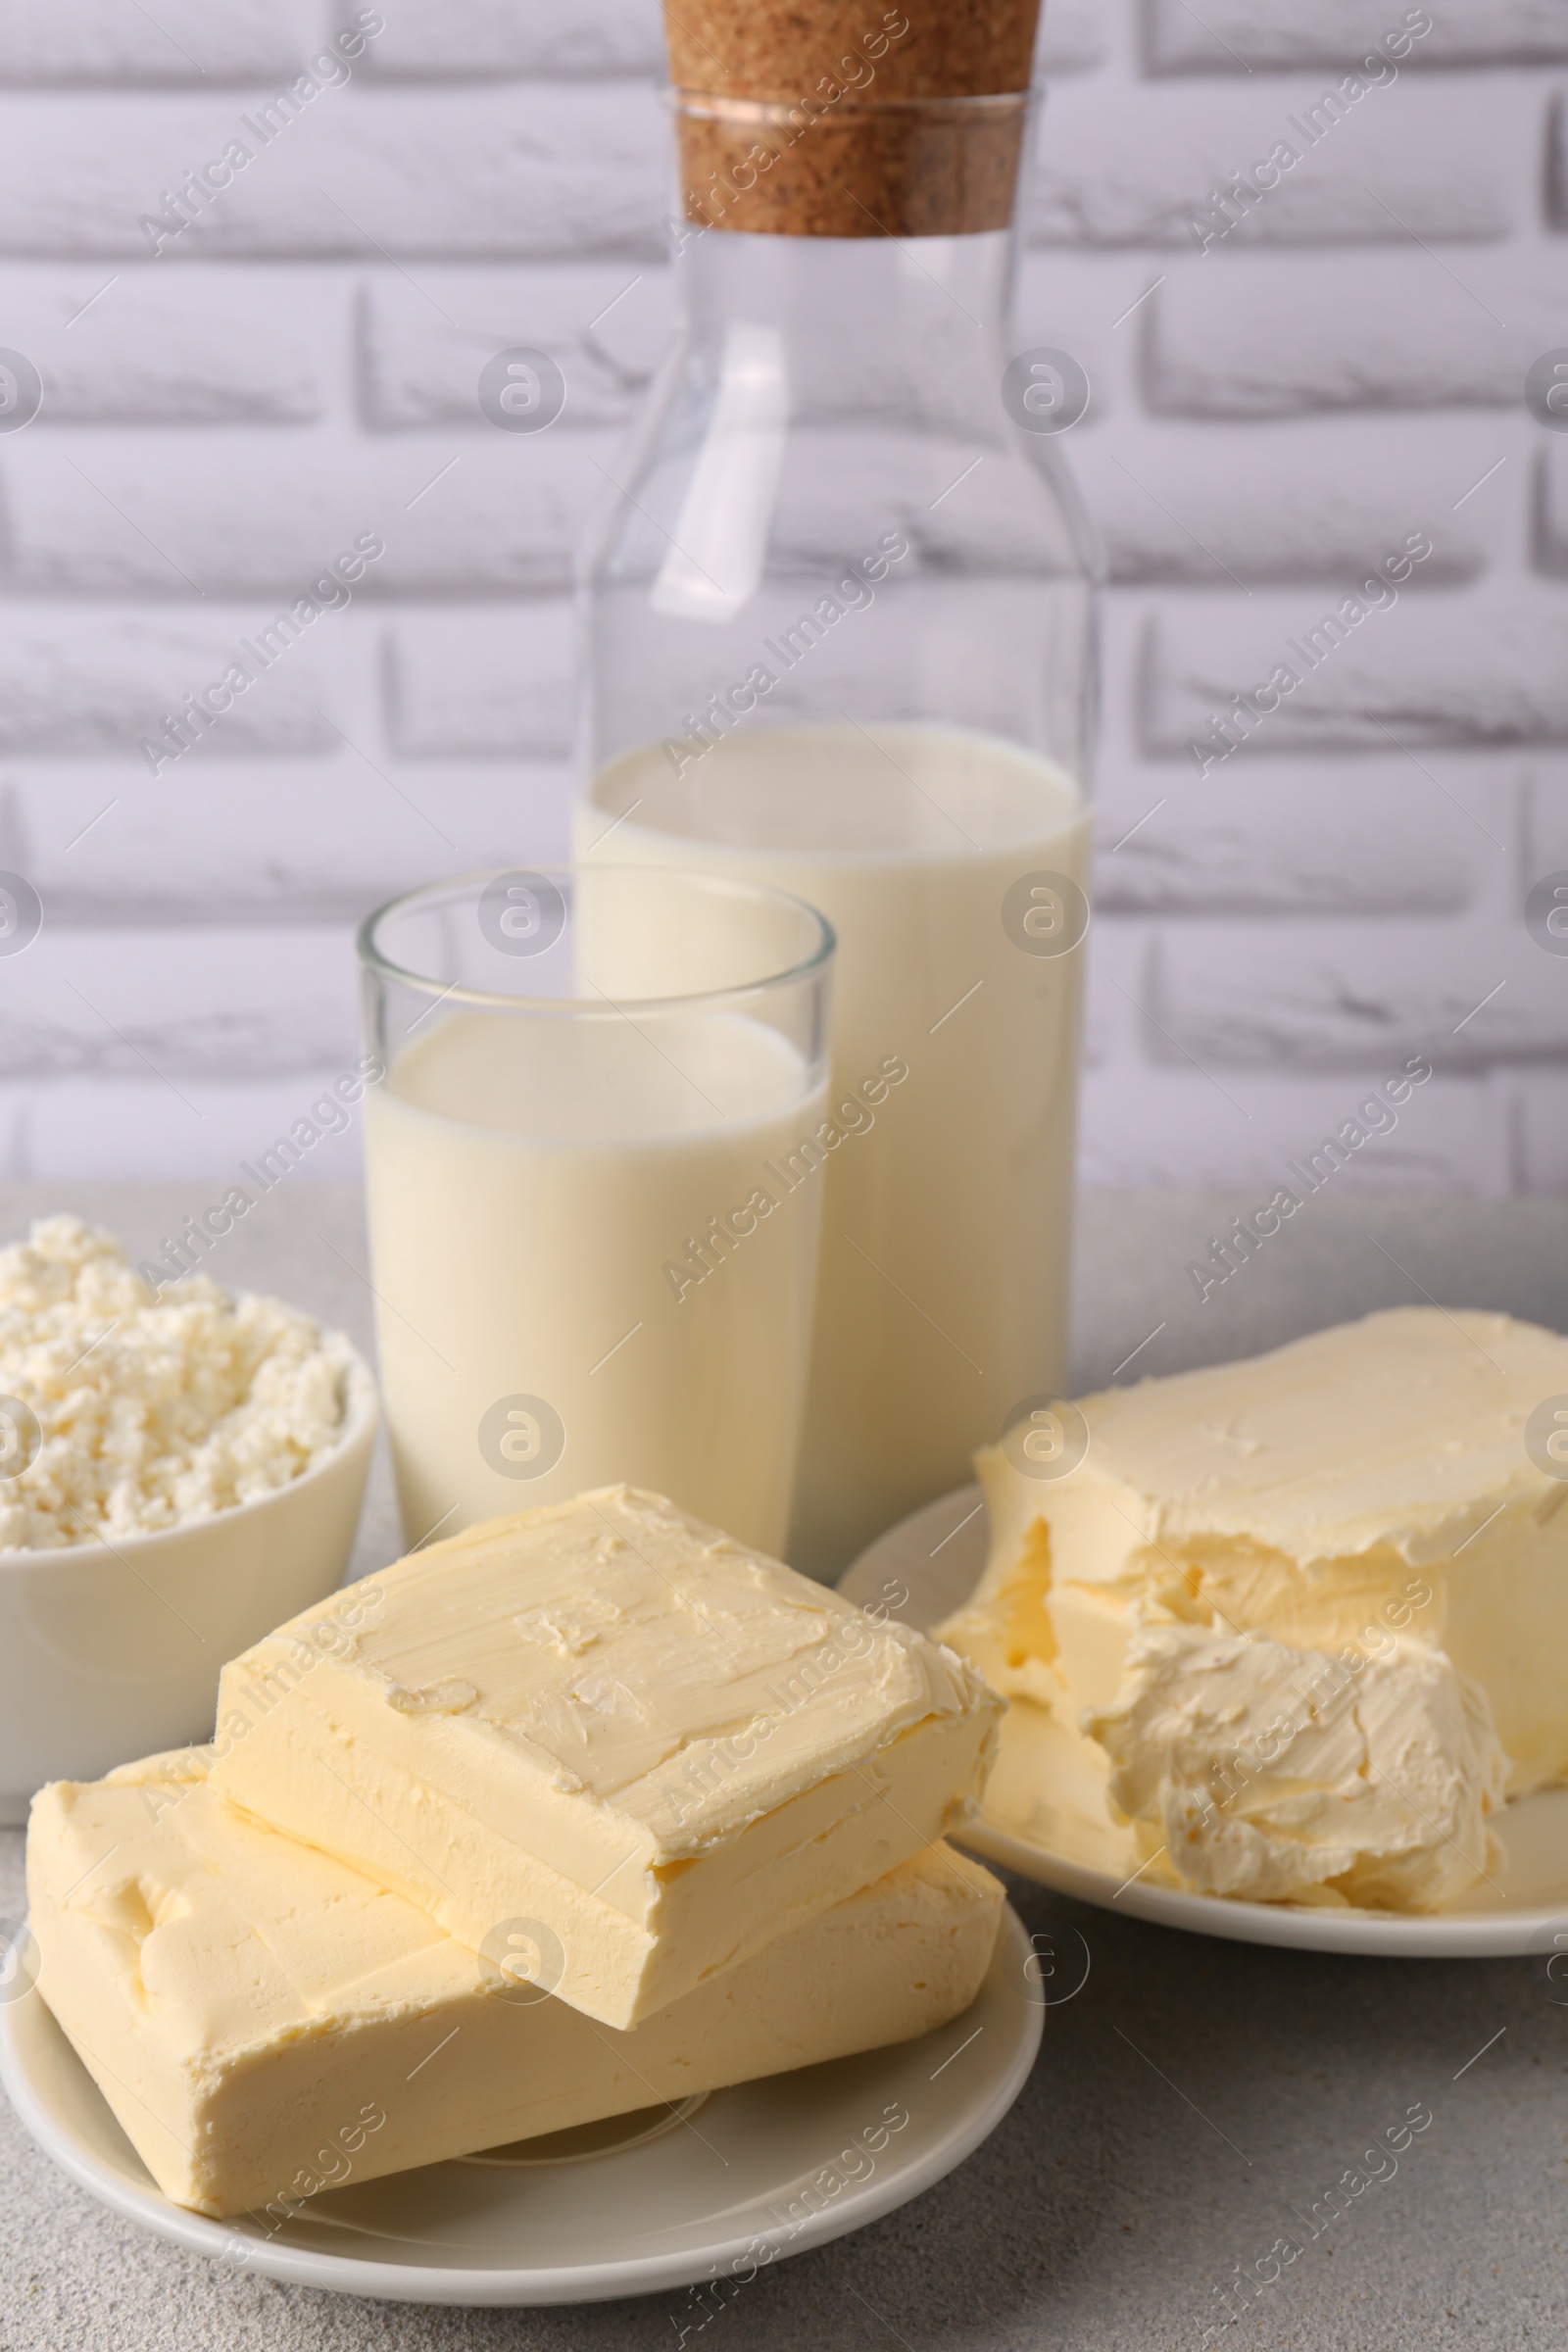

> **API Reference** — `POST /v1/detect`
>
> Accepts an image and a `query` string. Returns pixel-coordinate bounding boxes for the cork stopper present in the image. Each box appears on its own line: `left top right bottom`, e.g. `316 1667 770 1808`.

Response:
664 3 1043 239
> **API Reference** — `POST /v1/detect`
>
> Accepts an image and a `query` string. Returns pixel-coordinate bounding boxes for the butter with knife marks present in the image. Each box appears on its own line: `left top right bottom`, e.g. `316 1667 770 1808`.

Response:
212 1486 1002 2027
27 1747 1003 2219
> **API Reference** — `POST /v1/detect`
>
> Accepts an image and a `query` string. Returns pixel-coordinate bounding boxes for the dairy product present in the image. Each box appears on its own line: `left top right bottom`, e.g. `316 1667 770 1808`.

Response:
27 1746 1004 2219
581 722 1091 1575
939 1307 1568 1908
211 1485 1002 2028
0 1214 348 1549
1085 1623 1506 1909
364 1004 825 1557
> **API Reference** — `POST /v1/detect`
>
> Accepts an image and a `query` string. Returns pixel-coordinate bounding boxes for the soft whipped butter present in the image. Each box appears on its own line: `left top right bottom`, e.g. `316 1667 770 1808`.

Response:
211 1485 1002 2028
1085 1623 1506 1908
938 1308 1568 1909
27 1749 1003 2219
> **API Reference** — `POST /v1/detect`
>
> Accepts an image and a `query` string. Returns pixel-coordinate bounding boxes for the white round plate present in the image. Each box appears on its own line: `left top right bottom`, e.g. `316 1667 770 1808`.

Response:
842 1487 1568 1961
0 1906 1041 2307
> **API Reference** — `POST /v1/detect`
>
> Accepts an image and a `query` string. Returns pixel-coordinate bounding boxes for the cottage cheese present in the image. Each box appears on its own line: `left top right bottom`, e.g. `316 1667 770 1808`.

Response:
0 1216 349 1550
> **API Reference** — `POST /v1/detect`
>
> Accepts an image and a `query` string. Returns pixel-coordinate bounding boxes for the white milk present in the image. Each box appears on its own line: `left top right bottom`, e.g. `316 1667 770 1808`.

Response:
365 1007 826 1557
579 723 1091 1576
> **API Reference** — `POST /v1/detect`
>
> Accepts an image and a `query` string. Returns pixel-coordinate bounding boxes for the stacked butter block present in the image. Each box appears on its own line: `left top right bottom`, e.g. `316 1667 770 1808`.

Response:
27 1487 1004 2217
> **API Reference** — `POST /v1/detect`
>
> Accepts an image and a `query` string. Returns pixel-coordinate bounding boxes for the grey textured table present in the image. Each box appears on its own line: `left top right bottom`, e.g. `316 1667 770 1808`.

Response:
1 1183 1564 2351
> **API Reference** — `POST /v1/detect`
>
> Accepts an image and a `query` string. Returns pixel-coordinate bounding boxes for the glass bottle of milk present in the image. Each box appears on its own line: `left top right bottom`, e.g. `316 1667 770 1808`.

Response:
578 5 1098 1576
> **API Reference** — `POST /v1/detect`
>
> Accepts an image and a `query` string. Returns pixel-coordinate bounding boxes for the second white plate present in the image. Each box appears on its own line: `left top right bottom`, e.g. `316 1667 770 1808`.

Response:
841 1486 1568 1961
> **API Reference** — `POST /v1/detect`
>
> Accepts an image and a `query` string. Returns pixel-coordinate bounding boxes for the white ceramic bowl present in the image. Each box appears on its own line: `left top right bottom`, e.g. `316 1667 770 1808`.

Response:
0 1341 378 1823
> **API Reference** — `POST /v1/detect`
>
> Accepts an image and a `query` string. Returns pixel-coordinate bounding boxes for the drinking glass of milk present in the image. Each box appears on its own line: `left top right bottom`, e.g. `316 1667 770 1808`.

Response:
358 865 834 1557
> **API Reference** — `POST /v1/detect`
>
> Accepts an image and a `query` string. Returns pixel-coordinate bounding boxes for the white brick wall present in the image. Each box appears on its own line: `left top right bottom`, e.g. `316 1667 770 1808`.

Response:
1144 2 1568 73
0 89 667 258
1149 256 1566 416
1029 80 1520 245
7 437 605 592
0 0 1561 1197
0 0 326 85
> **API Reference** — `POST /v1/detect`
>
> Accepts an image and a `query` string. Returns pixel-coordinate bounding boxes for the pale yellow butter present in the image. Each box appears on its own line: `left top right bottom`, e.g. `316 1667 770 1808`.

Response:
939 1308 1568 1909
211 1486 1002 2028
1084 1623 1506 1908
27 1749 1003 2220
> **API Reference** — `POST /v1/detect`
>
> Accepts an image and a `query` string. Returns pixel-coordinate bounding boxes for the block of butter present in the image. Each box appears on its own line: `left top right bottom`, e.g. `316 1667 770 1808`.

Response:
210 1487 1001 2029
27 1749 1003 2220
939 1307 1568 1908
